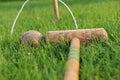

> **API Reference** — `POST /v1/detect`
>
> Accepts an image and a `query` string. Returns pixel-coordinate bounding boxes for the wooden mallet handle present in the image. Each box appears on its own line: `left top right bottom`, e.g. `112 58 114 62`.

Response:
64 38 80 80
53 0 60 20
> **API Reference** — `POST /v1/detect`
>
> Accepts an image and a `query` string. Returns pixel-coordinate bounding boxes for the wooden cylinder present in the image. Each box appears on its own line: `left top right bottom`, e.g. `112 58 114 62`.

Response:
47 28 108 43
64 38 80 80
53 0 60 20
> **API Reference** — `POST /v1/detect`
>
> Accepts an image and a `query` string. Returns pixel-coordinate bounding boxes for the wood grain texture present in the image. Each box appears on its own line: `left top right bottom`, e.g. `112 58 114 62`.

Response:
53 0 60 20
64 38 80 80
47 28 108 43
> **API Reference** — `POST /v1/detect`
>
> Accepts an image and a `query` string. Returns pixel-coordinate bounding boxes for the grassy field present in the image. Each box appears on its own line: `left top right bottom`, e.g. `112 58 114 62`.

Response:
0 0 120 80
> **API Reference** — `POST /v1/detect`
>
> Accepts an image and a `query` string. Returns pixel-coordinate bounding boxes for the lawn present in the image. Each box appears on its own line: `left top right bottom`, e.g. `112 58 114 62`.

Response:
0 0 120 80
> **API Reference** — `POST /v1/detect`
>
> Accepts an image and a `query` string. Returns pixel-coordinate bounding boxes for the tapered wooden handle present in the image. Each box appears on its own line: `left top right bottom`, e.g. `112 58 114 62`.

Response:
53 0 60 20
64 38 80 80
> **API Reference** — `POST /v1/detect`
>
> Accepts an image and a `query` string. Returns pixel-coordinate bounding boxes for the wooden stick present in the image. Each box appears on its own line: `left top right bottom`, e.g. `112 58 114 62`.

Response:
53 0 60 20
64 38 80 80
47 28 108 43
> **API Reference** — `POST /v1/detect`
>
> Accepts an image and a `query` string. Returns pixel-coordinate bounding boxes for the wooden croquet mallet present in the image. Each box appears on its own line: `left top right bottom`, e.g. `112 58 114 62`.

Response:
47 28 108 80
53 0 60 20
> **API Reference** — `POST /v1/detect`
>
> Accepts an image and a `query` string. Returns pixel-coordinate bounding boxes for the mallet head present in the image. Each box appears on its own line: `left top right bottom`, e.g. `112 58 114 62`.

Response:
47 28 108 43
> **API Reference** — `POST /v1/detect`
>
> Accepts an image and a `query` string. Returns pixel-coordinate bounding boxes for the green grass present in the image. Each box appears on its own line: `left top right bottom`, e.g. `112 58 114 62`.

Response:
0 0 120 80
